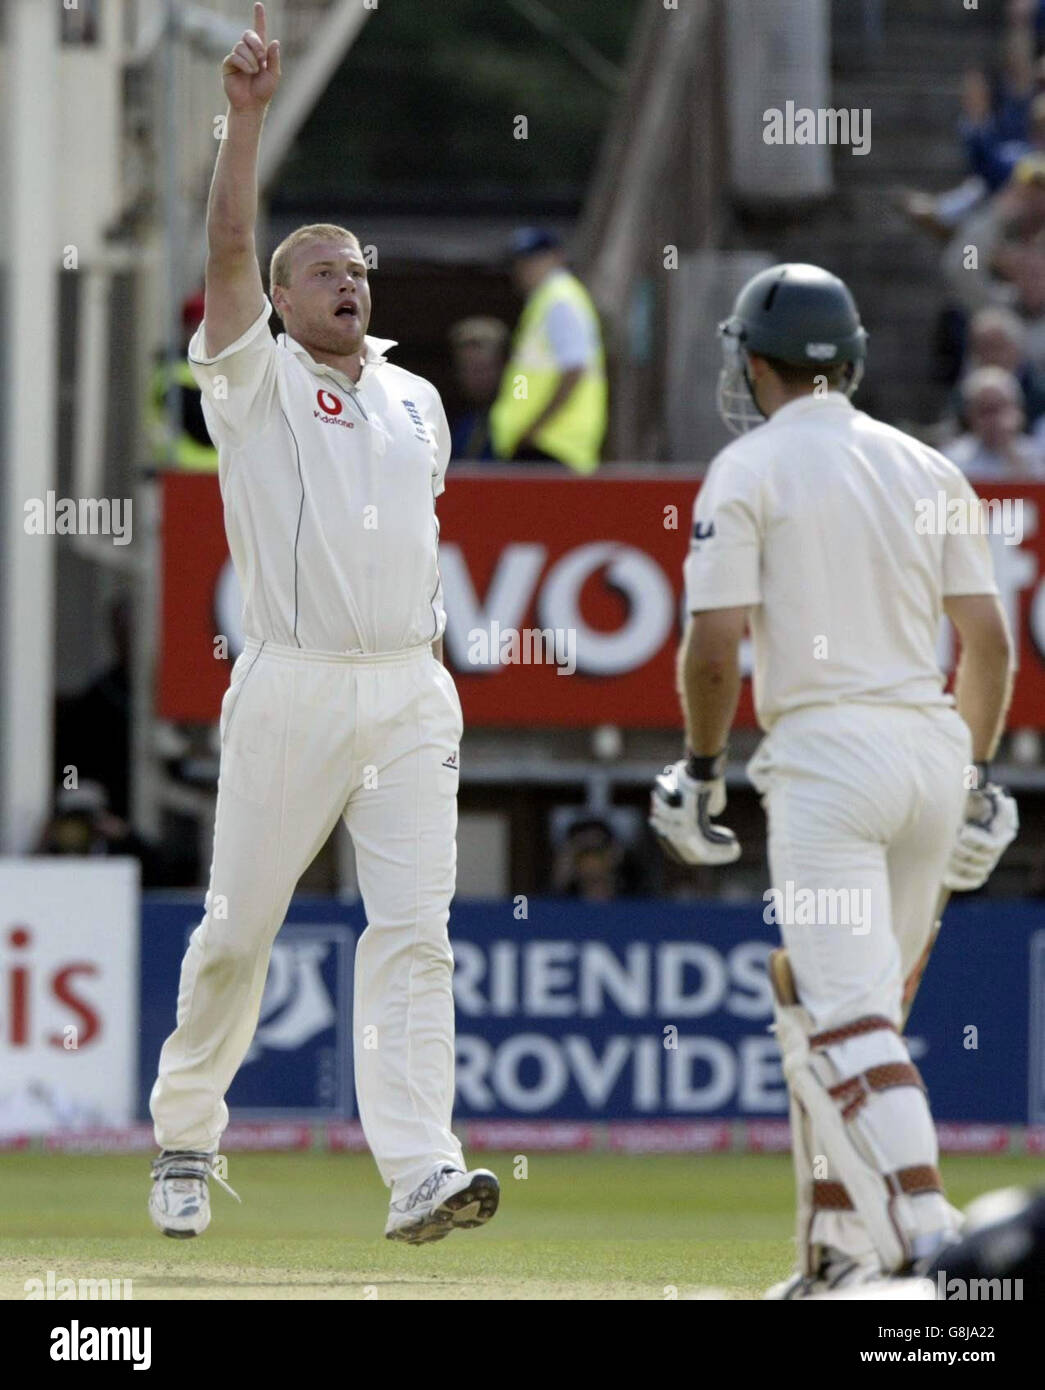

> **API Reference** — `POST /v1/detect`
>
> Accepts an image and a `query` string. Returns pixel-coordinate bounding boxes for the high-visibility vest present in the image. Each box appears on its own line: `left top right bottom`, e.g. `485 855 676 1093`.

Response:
490 271 607 473
148 361 218 471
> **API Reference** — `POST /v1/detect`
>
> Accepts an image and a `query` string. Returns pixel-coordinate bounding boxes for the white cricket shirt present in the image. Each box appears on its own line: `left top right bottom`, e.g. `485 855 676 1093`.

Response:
684 392 999 731
187 297 451 654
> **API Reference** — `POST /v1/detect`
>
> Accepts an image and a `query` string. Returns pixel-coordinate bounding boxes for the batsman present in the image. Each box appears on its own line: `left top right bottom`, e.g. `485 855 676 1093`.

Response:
650 264 1019 1297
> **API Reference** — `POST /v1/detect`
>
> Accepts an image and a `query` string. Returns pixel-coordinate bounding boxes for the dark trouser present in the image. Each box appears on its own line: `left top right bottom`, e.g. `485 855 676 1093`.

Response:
510 444 567 465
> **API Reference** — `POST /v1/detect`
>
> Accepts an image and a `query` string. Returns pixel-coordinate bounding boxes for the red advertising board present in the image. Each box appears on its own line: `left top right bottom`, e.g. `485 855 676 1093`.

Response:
158 470 1045 729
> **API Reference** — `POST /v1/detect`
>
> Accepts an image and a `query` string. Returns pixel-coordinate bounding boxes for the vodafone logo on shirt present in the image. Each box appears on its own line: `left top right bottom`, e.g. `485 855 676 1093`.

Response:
314 389 354 428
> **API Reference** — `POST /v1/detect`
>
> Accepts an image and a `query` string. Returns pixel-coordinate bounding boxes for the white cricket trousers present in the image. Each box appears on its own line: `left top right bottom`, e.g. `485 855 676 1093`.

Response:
748 701 972 1263
748 702 971 1027
150 637 466 1199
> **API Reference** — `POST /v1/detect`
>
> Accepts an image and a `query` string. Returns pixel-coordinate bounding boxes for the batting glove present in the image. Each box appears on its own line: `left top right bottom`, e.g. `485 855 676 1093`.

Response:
942 777 1019 892
649 751 741 867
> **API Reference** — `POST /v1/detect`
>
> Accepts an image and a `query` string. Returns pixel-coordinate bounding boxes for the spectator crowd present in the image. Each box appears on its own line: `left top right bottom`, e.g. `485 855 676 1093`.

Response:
900 0 1045 479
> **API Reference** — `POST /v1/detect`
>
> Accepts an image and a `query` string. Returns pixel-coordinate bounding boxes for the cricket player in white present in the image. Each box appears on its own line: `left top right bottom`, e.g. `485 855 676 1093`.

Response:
650 264 1018 1297
149 5 499 1245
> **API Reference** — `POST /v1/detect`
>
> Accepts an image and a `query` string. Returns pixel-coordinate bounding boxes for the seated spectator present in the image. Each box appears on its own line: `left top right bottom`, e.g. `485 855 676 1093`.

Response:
550 813 646 900
943 365 1045 477
447 317 508 461
1011 242 1045 371
961 68 1033 200
959 30 1037 195
941 154 1045 316
37 781 168 885
952 305 1045 426
897 10 1043 239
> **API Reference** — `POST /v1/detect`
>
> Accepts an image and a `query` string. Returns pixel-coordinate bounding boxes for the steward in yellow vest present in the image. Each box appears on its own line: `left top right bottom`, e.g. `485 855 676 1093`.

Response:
490 228 607 473
148 359 219 472
148 293 218 472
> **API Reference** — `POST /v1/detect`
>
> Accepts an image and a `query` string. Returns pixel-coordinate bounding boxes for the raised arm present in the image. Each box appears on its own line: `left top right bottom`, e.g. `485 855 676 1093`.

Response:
203 2 281 357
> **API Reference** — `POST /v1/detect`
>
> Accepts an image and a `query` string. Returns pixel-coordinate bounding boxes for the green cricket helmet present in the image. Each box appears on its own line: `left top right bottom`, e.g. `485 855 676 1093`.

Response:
717 263 868 434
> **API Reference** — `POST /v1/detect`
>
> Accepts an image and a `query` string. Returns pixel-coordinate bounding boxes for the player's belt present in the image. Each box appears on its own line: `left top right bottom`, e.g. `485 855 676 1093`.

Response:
242 635 434 665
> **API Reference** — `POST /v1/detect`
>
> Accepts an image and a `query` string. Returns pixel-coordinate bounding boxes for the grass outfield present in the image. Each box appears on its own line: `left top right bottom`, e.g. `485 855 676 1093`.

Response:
0 1151 1038 1301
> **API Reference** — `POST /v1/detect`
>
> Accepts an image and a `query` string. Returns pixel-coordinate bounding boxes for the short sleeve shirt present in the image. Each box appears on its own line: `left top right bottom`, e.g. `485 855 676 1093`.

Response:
187 298 451 653
683 393 999 730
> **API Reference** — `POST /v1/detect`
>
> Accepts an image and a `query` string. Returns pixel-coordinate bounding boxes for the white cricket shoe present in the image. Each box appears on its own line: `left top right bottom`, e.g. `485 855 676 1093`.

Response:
148 1150 240 1239
764 1257 883 1300
385 1164 500 1245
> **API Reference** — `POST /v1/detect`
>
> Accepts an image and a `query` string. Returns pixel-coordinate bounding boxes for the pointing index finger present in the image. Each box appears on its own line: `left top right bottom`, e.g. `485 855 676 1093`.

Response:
254 2 266 46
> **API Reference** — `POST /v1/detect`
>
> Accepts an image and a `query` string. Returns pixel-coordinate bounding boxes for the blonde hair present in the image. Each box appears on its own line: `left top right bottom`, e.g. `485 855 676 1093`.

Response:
269 223 361 296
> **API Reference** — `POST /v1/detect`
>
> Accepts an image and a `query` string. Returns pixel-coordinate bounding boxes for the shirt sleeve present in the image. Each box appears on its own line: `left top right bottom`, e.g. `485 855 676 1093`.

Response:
942 471 1001 596
683 453 763 612
544 298 594 371
427 388 452 498
186 297 278 447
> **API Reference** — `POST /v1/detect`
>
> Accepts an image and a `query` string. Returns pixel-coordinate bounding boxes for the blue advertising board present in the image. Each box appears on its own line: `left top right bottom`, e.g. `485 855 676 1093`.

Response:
139 896 1045 1124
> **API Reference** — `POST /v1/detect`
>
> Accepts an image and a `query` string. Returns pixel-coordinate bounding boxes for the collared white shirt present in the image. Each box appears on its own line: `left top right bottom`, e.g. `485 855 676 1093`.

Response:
684 392 999 731
187 298 451 654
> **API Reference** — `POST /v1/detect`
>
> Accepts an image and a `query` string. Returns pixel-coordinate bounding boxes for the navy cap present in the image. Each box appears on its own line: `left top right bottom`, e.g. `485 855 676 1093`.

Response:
509 226 563 259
